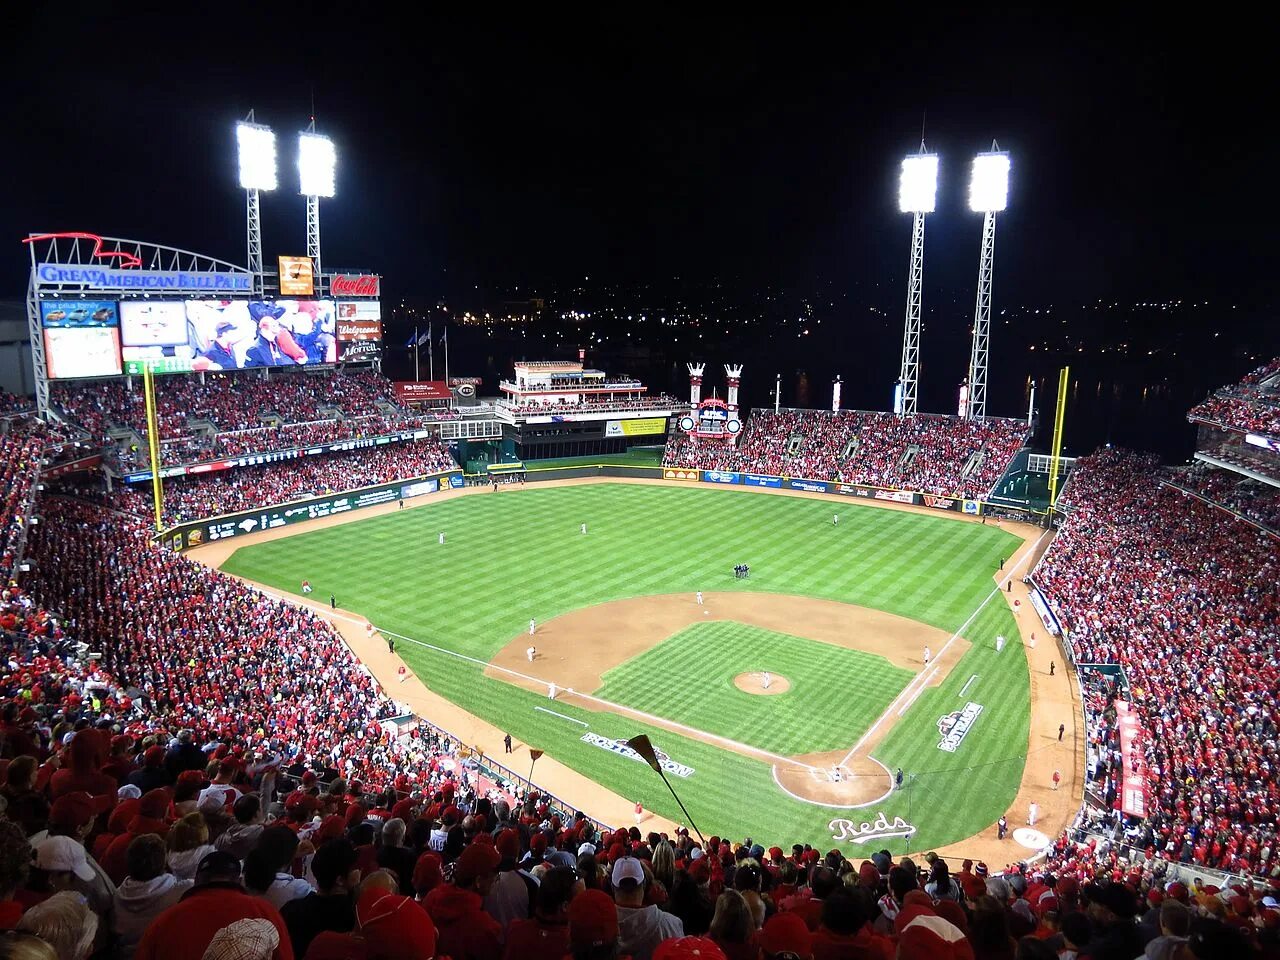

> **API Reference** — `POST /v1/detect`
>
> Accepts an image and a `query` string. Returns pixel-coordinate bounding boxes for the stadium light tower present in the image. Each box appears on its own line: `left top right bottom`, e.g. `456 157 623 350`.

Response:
897 148 938 417
965 146 1010 420
236 114 277 296
299 124 337 296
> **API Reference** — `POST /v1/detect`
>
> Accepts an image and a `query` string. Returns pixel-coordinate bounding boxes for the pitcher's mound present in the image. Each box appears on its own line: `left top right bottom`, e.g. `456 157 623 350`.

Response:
734 672 791 695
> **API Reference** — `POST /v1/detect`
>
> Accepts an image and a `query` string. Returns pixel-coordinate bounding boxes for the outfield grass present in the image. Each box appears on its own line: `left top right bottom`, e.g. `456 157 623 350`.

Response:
596 621 913 756
222 482 1028 850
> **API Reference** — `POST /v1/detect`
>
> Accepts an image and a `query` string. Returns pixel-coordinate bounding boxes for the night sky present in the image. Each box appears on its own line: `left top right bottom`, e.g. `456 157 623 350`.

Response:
5 13 1273 308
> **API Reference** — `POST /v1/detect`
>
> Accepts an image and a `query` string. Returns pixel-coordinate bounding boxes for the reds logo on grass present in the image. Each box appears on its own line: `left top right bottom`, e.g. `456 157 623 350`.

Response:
937 701 984 752
580 733 694 778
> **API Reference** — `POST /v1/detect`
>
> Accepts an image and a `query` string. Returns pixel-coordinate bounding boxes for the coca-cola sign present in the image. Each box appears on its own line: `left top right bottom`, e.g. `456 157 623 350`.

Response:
331 274 380 297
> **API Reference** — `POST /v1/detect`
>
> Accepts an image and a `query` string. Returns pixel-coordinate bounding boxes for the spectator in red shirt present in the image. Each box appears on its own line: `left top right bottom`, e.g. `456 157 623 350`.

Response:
422 842 502 960
502 865 580 960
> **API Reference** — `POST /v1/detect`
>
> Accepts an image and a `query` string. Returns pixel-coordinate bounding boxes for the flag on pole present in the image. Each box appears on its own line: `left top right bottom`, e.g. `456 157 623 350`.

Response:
417 327 432 346
404 330 417 349
440 326 448 344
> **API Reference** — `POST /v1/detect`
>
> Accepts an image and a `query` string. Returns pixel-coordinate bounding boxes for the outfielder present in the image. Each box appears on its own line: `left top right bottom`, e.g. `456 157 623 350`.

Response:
833 513 839 526
581 523 587 534
439 532 445 545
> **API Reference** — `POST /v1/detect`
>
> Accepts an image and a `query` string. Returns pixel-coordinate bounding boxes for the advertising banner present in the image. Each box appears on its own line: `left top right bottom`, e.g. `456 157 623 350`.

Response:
277 257 315 296
743 474 782 488
662 468 700 481
702 470 741 484
330 274 380 297
1114 700 1148 818
37 263 251 292
40 299 118 327
962 500 981 515
448 474 465 488
921 494 960 511
335 306 382 363
170 470 461 548
400 479 439 499
786 478 829 493
449 377 483 386
394 381 452 403
1027 589 1062 636
605 417 669 437
833 483 916 504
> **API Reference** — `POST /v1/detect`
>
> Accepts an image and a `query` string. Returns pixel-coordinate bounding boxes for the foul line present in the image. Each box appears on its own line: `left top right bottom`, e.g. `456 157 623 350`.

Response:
247 585 822 774
837 528 1052 769
536 706 588 727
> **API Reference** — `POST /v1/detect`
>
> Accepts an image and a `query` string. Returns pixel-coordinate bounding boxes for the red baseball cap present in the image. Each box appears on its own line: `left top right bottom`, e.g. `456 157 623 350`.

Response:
453 842 501 884
760 911 813 957
357 889 437 960
653 937 728 959
568 889 617 947
49 791 111 829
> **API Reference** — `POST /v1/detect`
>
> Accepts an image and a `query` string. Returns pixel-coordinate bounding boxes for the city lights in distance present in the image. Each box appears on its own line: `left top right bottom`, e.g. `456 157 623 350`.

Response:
898 154 938 213
236 122 277 191
298 132 336 198
969 152 1010 212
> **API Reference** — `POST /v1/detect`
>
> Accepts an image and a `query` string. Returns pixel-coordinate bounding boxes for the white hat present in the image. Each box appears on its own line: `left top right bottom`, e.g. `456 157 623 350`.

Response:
689 847 704 860
610 856 645 887
577 842 597 857
35 836 95 881
117 784 142 801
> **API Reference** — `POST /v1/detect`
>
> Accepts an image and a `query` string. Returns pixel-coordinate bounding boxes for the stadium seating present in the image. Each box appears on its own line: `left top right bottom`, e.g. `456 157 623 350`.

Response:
0 417 51 578
1033 447 1280 877
1163 464 1280 535
663 409 1030 499
1188 356 1280 438
105 438 457 525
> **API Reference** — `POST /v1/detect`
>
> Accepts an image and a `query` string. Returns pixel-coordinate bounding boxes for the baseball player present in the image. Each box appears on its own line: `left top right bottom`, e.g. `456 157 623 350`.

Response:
439 532 445 545
529 618 536 636
923 646 932 666
581 523 587 534
1028 631 1037 649
301 579 312 595
1028 801 1039 826
833 513 839 526
526 645 536 662
762 671 772 690
548 682 557 700
995 635 1006 653
696 591 703 605
634 801 643 827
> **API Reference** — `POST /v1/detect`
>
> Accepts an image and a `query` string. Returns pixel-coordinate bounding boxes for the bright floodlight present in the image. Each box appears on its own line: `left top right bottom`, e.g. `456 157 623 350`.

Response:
898 154 939 213
236 122 277 191
298 132 336 198
969 152 1010 212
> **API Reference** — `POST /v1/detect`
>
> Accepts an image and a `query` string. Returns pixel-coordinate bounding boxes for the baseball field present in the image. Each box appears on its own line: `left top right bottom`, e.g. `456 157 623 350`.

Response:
219 481 1039 851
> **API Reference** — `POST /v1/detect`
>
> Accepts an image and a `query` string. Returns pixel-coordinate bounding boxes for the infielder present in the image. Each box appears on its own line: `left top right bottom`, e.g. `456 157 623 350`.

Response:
548 682 557 700
762 671 772 690
526 645 536 662
696 591 703 605
923 646 932 666
529 618 536 636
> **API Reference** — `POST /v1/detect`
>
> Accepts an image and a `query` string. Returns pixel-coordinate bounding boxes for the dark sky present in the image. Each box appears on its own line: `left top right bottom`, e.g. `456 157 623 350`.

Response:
3 12 1272 306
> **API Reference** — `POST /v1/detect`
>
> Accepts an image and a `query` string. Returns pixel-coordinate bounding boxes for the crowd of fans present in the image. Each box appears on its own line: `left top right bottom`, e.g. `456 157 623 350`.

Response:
1033 447 1280 878
108 439 457 525
0 390 34 416
1162 465 1280 534
0 418 51 578
112 412 460 471
499 395 680 417
663 410 1030 499
1188 357 1280 439
51 369 405 442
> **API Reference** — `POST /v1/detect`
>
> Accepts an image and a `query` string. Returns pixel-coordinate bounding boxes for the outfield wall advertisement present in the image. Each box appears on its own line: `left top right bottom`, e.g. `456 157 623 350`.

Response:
165 468 461 550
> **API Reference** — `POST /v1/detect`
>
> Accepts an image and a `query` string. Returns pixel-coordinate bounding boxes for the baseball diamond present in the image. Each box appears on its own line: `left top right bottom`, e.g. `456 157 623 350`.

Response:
212 478 1061 853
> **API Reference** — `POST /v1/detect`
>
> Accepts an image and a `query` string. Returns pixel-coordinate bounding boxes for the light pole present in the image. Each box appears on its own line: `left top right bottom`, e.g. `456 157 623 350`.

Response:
897 149 938 417
966 147 1010 420
299 125 336 297
236 115 277 297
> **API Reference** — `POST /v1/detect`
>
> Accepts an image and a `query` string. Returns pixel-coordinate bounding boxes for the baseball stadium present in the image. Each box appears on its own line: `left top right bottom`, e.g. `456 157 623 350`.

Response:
2 120 1278 958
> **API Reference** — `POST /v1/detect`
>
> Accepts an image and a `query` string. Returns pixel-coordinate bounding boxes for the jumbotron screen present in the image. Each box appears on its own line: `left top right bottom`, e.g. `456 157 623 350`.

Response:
41 299 123 379
121 299 341 372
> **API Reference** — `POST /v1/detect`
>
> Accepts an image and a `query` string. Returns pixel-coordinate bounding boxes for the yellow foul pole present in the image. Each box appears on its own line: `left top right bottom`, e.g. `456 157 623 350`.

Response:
143 363 164 532
1047 365 1070 511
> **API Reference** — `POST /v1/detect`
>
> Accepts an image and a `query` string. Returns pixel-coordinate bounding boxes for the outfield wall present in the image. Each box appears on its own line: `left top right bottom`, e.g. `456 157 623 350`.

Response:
164 468 465 551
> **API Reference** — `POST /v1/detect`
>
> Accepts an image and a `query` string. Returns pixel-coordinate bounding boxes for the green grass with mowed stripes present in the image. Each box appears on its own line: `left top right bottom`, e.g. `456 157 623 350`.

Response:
221 482 1030 851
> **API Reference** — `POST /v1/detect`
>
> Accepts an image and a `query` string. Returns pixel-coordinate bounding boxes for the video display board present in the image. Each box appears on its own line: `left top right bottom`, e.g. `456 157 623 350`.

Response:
40 299 123 379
